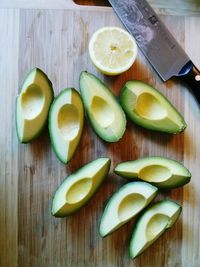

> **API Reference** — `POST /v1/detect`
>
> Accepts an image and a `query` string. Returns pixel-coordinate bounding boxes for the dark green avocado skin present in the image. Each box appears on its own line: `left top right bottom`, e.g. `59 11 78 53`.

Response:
129 200 182 259
48 88 84 164
51 158 111 217
119 81 187 134
99 182 158 238
114 156 191 189
79 71 126 142
16 67 54 143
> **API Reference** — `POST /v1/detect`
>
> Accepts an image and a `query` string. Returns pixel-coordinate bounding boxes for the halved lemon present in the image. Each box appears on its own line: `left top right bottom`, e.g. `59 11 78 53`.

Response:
89 27 138 76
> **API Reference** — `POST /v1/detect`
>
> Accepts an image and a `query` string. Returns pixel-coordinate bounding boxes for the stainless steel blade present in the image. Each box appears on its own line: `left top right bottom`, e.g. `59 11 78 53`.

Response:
108 0 190 81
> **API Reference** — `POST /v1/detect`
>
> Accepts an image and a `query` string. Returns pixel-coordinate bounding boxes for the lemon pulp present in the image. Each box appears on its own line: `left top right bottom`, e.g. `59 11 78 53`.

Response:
89 27 138 75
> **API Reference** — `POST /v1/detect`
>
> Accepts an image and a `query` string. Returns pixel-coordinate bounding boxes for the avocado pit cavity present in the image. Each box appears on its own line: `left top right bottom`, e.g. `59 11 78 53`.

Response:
118 193 146 222
91 96 115 128
66 178 92 204
21 84 44 120
146 213 169 241
139 165 172 183
58 104 80 141
135 93 167 120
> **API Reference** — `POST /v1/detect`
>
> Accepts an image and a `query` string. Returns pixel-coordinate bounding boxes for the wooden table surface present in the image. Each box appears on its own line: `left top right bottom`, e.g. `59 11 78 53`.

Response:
0 0 200 15
0 1 200 267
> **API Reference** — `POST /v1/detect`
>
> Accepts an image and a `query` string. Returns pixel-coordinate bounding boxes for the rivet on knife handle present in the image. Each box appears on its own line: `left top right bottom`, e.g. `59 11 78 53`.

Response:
108 0 200 105
179 61 200 104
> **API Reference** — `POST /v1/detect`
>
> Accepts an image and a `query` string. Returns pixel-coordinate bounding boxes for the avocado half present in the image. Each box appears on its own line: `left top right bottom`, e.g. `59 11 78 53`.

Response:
51 158 111 217
114 156 191 189
80 71 126 142
16 68 54 143
99 182 158 237
49 88 84 164
120 80 187 133
129 200 182 259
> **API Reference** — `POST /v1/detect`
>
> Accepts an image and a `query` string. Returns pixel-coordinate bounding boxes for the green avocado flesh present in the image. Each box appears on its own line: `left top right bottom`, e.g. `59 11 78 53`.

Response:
99 182 158 237
129 200 182 259
49 88 84 163
80 71 126 142
16 68 54 143
120 80 187 133
115 157 191 189
51 158 111 217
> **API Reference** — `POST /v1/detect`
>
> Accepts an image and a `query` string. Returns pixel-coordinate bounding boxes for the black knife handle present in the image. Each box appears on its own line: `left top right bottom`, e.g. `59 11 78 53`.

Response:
178 61 200 104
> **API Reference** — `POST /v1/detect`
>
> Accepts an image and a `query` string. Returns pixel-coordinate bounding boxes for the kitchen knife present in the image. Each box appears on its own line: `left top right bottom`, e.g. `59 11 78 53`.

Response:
108 0 200 104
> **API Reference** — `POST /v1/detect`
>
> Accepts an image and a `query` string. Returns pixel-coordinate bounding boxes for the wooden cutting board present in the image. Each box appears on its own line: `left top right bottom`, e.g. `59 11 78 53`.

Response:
1 1 200 267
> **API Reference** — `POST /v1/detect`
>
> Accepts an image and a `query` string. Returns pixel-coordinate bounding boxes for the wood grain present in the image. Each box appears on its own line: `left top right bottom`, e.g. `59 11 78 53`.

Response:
0 0 200 16
182 16 200 267
0 7 19 266
0 9 19 267
75 0 200 16
0 4 200 267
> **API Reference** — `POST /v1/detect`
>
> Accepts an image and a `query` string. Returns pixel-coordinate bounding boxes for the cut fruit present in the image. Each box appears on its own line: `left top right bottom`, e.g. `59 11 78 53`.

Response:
49 88 84 164
129 200 182 259
51 158 111 217
99 182 158 237
89 27 138 75
80 71 126 142
16 68 54 143
114 156 191 189
120 80 187 133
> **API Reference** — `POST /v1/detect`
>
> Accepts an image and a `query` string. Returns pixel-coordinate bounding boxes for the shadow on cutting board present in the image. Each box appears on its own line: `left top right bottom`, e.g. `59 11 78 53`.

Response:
29 128 51 160
74 0 110 6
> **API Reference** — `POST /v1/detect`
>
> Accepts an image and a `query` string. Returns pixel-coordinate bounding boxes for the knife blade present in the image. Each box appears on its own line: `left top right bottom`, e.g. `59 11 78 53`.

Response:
108 0 200 104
